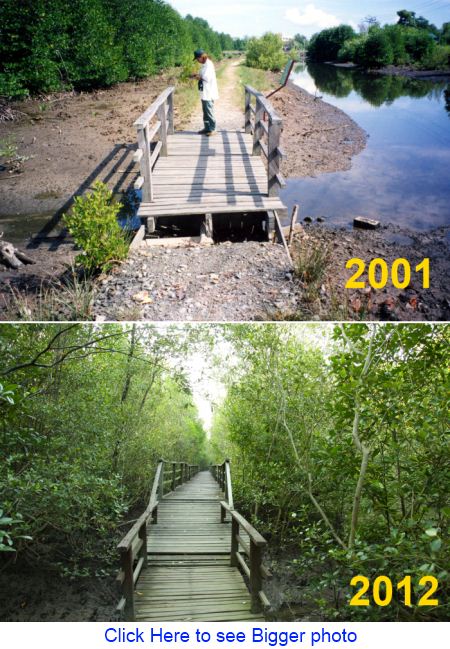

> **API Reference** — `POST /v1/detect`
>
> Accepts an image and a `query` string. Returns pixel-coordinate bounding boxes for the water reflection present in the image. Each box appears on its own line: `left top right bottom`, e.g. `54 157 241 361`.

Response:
306 62 449 108
282 63 450 230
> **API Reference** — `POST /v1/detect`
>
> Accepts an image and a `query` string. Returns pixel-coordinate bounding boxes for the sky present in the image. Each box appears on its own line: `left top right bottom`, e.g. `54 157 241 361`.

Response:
183 324 335 434
169 0 450 38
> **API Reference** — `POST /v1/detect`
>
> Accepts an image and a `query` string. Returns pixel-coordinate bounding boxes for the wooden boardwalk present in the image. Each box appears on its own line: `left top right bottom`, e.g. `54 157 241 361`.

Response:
136 472 263 621
138 131 285 220
117 464 269 622
133 86 287 235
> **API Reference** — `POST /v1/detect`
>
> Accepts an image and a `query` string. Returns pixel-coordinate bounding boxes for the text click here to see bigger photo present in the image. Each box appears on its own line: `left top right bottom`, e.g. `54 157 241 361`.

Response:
0 0 449 648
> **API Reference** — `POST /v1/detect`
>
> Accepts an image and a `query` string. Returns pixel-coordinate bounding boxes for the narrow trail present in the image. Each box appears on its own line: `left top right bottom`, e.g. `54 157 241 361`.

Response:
189 60 244 132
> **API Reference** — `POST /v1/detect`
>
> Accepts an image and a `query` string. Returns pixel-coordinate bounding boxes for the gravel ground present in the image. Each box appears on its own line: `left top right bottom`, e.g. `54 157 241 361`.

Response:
93 241 296 321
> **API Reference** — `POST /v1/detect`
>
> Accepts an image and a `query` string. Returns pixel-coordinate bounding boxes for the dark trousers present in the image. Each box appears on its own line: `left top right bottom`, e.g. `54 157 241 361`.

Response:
201 100 216 132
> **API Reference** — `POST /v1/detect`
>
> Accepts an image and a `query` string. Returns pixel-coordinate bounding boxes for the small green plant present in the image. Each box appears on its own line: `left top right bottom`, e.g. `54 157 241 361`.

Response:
293 240 329 301
63 181 129 273
0 510 31 552
0 137 18 161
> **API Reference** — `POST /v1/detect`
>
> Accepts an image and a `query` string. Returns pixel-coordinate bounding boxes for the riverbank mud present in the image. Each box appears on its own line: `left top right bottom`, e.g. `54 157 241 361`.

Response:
272 83 367 178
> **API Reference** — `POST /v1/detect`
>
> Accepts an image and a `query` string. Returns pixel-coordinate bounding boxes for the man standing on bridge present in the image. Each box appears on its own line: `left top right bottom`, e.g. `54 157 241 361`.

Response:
191 49 219 136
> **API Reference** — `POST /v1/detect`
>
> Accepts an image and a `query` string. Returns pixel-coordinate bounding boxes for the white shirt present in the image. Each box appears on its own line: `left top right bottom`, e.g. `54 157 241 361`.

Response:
200 59 219 101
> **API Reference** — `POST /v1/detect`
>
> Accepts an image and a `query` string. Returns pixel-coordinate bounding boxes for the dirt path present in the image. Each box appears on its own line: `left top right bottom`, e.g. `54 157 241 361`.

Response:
188 60 244 132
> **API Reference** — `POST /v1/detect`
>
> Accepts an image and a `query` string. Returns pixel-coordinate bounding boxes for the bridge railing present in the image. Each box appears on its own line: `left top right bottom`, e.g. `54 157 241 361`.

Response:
211 460 271 613
116 458 199 620
244 85 286 197
133 87 175 203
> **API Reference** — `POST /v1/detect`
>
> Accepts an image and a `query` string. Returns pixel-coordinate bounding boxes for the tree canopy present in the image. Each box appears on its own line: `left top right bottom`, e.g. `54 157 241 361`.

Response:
0 324 208 567
245 33 288 72
307 9 450 70
0 0 240 98
209 323 449 621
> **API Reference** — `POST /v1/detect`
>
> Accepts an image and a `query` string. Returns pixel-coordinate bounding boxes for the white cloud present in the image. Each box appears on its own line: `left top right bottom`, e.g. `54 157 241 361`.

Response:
285 4 340 30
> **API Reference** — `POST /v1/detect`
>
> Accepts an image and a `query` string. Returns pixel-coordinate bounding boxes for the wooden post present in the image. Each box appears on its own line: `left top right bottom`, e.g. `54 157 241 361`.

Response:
201 213 213 241
120 548 135 620
167 91 174 135
157 104 168 156
245 89 252 134
230 517 239 567
153 504 158 524
172 462 176 492
253 97 264 156
137 126 153 202
220 502 226 524
225 460 234 509
250 540 263 613
288 205 299 246
158 461 164 501
268 117 282 197
138 519 148 569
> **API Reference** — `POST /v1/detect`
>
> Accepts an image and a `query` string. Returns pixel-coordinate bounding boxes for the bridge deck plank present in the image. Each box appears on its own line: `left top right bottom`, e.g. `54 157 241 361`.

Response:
137 130 286 219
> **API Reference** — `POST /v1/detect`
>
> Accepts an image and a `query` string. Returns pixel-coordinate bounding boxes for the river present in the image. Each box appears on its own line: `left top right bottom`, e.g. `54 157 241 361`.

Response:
280 63 450 231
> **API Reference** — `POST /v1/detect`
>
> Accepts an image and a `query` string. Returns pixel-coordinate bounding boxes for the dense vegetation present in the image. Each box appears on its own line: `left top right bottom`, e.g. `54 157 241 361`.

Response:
210 324 449 621
0 324 208 572
245 33 288 72
0 0 239 99
1 323 448 622
307 10 450 69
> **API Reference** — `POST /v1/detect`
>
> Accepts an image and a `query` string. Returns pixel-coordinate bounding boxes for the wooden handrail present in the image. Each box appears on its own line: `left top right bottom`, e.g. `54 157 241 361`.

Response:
244 85 286 197
211 460 271 613
133 87 175 129
116 458 199 620
220 501 266 546
133 87 175 205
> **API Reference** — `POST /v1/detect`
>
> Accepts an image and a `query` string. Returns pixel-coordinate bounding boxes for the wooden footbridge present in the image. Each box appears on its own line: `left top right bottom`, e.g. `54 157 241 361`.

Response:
132 86 287 238
116 460 270 621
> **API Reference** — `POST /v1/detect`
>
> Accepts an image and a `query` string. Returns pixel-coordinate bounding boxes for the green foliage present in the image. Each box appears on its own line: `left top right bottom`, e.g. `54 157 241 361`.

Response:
337 36 366 63
63 182 129 273
210 323 449 621
420 45 450 70
308 12 448 71
307 25 356 63
0 324 208 569
245 33 288 72
0 0 234 98
357 29 394 68
442 23 450 45
404 28 436 63
397 10 417 28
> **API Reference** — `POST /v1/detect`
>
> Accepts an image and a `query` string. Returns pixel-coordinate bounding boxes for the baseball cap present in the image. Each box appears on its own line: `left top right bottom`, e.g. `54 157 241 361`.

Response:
193 49 206 60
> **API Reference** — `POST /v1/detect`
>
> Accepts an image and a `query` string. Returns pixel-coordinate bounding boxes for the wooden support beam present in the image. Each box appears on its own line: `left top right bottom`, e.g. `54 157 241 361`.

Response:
250 540 263 613
288 204 299 246
157 103 168 156
230 517 239 567
268 118 282 197
134 176 144 190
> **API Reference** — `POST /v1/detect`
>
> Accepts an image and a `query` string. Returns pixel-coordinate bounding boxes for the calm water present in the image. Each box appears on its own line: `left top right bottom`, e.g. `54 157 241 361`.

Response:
280 63 450 230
